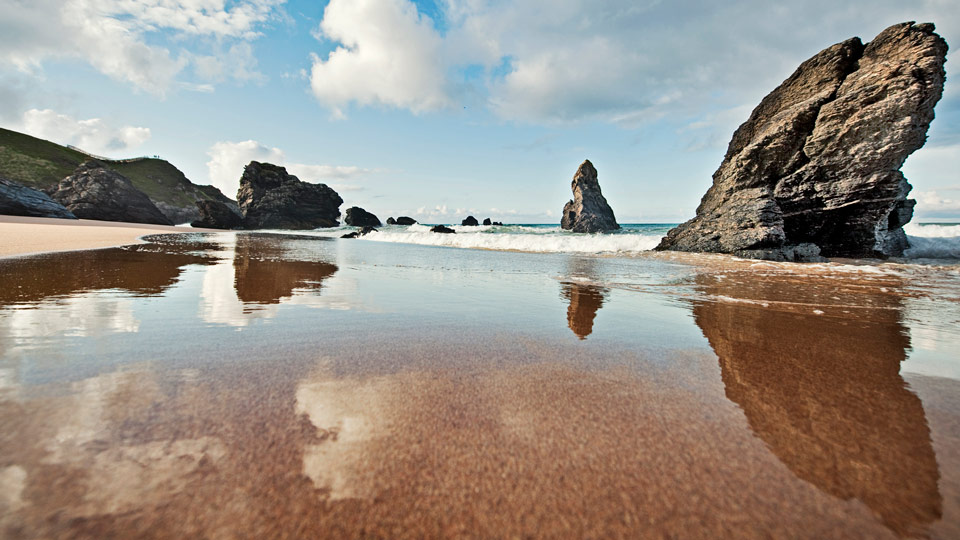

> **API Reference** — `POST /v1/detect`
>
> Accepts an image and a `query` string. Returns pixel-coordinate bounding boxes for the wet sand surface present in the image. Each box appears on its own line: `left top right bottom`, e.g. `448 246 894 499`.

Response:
0 215 209 258
1 232 959 538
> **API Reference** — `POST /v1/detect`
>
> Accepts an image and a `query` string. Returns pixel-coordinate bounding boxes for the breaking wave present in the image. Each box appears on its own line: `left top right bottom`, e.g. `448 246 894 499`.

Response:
904 223 960 259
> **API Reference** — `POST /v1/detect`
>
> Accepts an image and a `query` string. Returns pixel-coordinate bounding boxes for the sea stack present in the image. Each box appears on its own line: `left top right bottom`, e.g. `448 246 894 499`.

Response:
344 206 382 227
561 160 619 233
656 22 948 260
237 161 343 229
49 161 172 225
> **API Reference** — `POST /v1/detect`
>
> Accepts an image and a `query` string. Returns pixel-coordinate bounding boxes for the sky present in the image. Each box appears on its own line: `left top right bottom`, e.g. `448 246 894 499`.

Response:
1 0 958 224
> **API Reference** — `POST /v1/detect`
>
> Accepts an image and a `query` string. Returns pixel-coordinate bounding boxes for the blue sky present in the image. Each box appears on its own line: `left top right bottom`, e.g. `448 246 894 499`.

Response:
1 0 958 223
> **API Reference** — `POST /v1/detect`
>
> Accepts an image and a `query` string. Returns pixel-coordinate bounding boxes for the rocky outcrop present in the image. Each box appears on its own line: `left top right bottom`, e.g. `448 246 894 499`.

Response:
237 162 342 230
396 216 417 225
386 217 397 225
191 200 243 229
430 225 455 234
344 206 382 227
561 160 620 233
483 218 492 226
462 216 479 226
657 22 948 260
48 161 173 225
1 176 76 219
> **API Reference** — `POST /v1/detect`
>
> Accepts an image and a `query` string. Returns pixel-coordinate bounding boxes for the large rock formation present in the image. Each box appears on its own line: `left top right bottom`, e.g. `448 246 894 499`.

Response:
237 161 342 230
657 22 948 260
1 176 76 219
48 161 173 225
462 216 479 226
191 199 243 229
561 160 620 233
395 216 417 225
344 206 382 227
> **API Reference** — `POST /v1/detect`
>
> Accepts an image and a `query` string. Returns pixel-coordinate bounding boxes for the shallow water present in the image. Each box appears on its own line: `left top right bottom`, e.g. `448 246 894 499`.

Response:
1 232 959 538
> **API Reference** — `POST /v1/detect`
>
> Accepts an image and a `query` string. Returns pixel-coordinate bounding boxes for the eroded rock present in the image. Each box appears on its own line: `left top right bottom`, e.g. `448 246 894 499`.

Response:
560 160 620 233
237 162 342 230
657 22 948 259
48 161 172 225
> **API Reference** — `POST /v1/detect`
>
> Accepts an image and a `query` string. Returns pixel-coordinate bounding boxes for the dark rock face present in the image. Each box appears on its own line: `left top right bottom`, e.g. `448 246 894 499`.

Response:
430 225 456 234
396 216 417 225
482 218 492 226
657 22 948 259
492 221 504 226
237 162 342 230
462 215 479 226
386 217 397 225
561 160 620 233
48 161 172 225
344 206 382 227
0 176 76 219
191 200 243 229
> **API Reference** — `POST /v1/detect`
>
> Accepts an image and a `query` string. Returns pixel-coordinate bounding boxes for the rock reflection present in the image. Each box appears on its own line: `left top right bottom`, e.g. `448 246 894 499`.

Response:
691 272 942 536
560 258 609 340
0 235 217 308
560 282 608 339
232 234 338 306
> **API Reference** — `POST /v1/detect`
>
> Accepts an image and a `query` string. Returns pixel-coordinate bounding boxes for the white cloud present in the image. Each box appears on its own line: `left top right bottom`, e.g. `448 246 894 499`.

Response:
18 108 151 156
305 0 959 128
205 140 376 199
0 0 285 96
904 144 960 192
914 191 960 214
308 0 453 117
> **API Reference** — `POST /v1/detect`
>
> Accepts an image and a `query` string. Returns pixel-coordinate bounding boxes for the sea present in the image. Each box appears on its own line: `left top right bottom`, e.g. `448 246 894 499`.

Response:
292 221 960 259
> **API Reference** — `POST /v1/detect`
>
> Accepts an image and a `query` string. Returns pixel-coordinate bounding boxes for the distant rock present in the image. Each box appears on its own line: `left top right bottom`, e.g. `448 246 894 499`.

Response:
237 161 343 230
492 221 503 226
657 22 948 260
0 176 76 219
48 161 173 225
395 216 417 225
482 218 492 225
462 215 479 226
560 160 620 233
386 217 397 225
191 199 243 229
430 225 456 234
344 206 382 227
340 225 378 239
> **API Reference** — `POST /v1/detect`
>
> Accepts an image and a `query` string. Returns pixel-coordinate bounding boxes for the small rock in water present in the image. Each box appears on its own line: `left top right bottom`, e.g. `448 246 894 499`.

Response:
462 216 479 226
431 225 456 234
482 218 492 226
344 206 381 227
386 217 397 225
395 216 417 225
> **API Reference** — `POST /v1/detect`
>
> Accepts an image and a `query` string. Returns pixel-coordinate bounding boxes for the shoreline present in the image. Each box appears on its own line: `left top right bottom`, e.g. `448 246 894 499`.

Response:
0 215 215 259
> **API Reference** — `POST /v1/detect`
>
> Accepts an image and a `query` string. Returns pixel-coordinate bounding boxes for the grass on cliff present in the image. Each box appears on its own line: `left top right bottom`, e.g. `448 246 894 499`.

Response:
0 127 232 206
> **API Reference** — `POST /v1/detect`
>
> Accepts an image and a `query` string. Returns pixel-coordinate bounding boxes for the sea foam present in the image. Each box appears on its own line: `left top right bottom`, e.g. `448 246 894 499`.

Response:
904 223 960 259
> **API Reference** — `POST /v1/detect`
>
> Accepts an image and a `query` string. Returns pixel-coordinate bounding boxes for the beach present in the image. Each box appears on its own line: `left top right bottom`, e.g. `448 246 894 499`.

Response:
1 224 959 538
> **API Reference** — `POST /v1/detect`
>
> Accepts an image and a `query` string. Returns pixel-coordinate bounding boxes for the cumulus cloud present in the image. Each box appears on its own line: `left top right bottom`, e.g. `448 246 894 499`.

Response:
306 0 958 129
206 140 375 198
0 0 284 96
309 0 453 117
18 109 151 156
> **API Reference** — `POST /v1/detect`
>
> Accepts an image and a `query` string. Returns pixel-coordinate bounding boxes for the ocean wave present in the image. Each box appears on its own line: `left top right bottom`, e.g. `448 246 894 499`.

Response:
904 223 960 259
904 223 960 238
357 228 662 254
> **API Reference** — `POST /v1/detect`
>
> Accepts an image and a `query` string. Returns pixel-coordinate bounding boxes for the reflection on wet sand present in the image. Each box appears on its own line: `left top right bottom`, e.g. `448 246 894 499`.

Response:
691 272 942 537
560 258 610 340
233 234 339 306
560 283 608 339
0 234 217 307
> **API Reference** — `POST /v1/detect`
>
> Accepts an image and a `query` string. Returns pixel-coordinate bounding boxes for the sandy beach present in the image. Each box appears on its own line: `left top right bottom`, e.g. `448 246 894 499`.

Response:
1 230 958 538
0 215 210 258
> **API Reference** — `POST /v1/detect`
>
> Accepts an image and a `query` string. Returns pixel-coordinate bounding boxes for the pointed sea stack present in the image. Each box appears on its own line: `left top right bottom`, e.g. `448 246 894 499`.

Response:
561 160 619 233
656 22 948 260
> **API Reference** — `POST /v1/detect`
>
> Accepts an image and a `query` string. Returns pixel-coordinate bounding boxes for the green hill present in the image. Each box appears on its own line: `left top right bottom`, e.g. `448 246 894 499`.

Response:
0 127 234 223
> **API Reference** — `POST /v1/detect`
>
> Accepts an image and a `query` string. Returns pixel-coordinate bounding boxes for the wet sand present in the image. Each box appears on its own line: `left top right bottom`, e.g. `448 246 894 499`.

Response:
1 233 959 538
0 215 209 258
